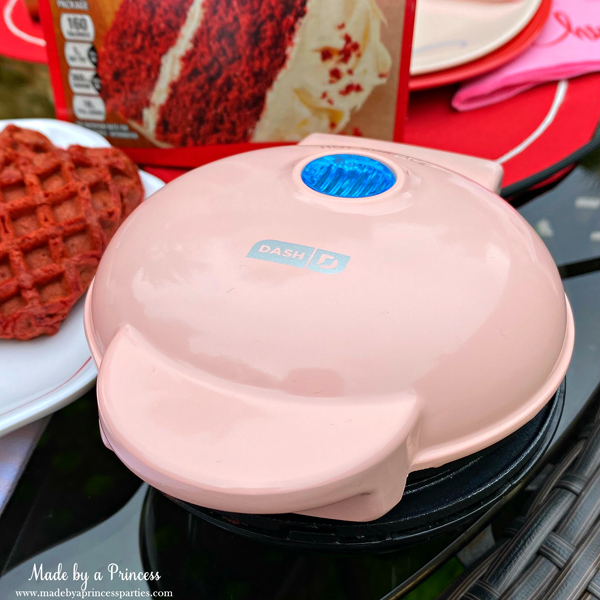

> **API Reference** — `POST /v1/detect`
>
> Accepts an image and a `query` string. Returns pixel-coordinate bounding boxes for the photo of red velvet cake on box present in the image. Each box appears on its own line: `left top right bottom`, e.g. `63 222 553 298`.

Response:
38 0 415 167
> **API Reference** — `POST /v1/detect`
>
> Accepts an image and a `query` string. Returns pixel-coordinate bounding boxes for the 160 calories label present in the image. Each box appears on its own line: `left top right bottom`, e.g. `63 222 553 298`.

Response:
60 13 94 41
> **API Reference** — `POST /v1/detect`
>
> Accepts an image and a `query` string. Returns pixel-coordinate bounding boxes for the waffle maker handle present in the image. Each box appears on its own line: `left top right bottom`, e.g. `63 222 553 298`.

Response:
96 323 423 522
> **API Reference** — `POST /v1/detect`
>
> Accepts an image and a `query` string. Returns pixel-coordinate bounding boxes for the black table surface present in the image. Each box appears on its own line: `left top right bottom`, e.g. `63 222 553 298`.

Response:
1 154 600 600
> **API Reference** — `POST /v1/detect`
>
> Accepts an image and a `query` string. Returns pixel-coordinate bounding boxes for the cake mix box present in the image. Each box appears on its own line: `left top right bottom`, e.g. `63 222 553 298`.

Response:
39 0 416 167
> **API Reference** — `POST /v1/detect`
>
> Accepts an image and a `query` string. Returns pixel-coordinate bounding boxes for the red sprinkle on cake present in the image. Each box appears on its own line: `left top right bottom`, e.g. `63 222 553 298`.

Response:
99 0 392 146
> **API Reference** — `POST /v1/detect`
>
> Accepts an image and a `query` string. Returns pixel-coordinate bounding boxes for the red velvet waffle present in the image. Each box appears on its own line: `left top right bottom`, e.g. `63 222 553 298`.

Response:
0 125 143 340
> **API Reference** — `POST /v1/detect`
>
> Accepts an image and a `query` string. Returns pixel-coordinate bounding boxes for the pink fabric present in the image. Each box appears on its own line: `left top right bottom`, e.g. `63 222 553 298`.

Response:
453 0 600 111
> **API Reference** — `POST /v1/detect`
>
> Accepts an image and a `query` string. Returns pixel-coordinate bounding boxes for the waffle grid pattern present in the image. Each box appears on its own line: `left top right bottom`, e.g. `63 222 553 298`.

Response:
0 126 143 340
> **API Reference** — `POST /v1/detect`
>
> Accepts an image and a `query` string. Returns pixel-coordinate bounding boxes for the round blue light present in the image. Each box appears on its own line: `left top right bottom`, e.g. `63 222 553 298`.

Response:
301 154 396 198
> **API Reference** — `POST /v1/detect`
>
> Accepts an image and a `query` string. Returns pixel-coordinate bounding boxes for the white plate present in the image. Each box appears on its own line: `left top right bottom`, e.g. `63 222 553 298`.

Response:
411 0 543 76
0 119 165 438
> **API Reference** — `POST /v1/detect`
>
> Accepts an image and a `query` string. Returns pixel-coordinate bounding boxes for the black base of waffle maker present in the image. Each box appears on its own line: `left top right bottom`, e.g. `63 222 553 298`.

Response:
170 380 565 552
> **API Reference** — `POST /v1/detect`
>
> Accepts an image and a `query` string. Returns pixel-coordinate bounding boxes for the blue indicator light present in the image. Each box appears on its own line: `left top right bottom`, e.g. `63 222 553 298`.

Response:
301 154 396 198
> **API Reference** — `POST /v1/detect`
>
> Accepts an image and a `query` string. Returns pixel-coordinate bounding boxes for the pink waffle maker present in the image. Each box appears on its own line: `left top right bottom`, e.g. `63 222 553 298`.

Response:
85 134 574 530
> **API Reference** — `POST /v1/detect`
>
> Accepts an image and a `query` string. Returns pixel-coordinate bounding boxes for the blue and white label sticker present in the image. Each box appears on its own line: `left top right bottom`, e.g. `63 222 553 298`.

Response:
247 240 350 274
247 240 315 268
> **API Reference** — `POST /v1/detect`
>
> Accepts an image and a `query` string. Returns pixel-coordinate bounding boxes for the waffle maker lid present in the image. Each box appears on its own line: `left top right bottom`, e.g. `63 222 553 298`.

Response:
85 134 574 523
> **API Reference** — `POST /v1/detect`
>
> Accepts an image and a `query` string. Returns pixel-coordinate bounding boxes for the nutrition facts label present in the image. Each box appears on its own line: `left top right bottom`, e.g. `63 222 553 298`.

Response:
64 42 97 69
68 69 100 95
58 9 104 121
60 13 94 41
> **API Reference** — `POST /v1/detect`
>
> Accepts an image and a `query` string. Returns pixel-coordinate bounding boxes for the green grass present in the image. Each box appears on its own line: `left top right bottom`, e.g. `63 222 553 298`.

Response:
0 56 55 120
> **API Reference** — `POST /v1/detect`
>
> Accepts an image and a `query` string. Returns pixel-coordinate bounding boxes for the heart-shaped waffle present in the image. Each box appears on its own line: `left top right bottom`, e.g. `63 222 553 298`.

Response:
0 125 144 340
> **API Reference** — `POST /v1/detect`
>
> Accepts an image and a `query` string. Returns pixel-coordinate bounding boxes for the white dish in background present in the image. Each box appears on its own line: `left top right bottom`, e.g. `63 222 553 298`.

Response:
0 119 165 438
411 0 543 76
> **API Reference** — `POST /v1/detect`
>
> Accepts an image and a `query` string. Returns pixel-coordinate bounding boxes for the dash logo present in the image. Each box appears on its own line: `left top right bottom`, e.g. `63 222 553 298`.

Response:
247 240 350 274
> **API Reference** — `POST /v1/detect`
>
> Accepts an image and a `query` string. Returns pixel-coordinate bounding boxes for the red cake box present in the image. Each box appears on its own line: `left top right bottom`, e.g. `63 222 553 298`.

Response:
39 0 416 167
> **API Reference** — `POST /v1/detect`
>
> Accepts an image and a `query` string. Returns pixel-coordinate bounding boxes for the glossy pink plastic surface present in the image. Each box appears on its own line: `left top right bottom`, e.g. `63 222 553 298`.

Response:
85 136 574 522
